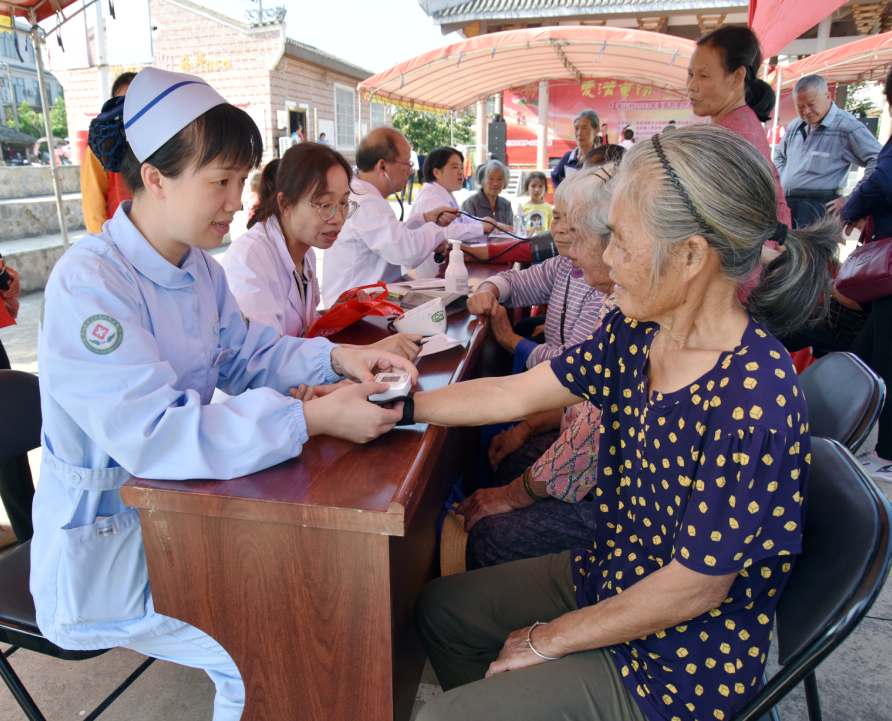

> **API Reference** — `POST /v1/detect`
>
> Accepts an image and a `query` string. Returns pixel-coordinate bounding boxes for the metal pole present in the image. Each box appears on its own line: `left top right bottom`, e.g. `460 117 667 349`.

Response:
770 68 782 157
0 63 18 130
93 0 108 102
30 10 69 250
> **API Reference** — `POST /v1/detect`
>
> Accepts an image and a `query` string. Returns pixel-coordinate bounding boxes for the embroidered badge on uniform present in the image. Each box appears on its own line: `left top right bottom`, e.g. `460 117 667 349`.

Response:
81 315 124 355
211 315 220 339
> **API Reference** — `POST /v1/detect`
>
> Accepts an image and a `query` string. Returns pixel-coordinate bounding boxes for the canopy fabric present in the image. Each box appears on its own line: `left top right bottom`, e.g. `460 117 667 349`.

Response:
358 26 696 113
2 0 94 25
749 0 849 59
774 31 892 88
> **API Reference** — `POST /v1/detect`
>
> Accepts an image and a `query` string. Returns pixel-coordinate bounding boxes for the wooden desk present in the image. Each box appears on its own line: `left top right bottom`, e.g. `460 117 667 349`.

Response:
122 268 510 721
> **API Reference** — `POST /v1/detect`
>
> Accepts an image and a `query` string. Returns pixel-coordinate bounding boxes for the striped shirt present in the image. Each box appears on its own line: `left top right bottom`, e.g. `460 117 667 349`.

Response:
486 255 604 369
773 103 882 193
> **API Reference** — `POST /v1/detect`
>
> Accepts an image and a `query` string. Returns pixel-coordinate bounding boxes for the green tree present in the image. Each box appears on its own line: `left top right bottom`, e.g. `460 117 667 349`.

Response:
391 108 475 153
845 82 884 119
50 96 69 139
8 100 42 138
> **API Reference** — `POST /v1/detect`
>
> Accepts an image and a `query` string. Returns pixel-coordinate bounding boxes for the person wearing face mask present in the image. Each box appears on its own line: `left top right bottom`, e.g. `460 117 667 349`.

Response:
321 127 458 306
774 73 882 228
220 143 421 359
550 109 600 188
687 26 791 227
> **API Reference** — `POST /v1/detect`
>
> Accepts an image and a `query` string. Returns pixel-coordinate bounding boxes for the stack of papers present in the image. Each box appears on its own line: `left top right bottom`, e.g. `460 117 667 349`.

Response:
415 333 467 361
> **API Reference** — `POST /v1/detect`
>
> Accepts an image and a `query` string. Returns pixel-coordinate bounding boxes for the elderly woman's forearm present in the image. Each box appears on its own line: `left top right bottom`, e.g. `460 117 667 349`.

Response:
413 365 577 427
538 560 736 658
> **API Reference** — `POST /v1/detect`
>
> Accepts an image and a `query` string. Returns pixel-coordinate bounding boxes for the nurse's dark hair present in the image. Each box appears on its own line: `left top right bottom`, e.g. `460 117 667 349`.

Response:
119 104 263 195
248 142 354 229
697 26 775 122
423 146 463 184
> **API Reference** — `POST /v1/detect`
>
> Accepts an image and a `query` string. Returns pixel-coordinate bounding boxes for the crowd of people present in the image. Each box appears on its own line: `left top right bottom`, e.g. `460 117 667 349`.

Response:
2 20 891 721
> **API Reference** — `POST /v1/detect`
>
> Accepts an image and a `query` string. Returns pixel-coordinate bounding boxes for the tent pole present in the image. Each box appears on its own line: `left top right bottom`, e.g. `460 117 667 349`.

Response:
770 68 782 158
30 8 69 250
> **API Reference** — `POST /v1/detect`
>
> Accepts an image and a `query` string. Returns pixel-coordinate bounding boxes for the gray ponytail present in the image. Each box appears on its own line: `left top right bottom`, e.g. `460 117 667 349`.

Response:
610 125 838 338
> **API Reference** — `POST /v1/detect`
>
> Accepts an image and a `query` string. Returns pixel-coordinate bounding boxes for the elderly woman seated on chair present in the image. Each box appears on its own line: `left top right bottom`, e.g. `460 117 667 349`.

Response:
408 125 839 721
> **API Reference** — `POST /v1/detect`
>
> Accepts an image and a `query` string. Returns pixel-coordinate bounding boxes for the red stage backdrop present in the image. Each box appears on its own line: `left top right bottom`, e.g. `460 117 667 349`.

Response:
503 79 702 166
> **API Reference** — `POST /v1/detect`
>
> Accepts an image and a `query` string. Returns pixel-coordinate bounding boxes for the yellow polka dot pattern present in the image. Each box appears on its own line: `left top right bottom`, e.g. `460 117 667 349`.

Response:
552 309 808 721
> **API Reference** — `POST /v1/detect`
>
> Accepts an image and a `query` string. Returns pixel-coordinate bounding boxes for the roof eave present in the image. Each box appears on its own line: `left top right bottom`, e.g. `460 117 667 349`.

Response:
284 39 373 79
432 1 748 24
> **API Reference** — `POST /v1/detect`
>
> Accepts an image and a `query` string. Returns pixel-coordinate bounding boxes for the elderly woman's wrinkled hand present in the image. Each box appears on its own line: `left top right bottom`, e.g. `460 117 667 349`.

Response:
456 486 517 531
489 304 520 350
485 626 560 678
466 288 500 316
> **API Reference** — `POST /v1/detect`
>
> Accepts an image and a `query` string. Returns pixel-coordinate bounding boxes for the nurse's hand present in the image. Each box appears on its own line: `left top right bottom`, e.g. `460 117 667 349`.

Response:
302 381 405 443
424 206 459 227
366 333 422 361
330 347 420 384
290 380 355 402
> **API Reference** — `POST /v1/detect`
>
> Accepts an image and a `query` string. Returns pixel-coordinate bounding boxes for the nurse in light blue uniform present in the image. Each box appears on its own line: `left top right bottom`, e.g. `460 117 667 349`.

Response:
32 68 416 720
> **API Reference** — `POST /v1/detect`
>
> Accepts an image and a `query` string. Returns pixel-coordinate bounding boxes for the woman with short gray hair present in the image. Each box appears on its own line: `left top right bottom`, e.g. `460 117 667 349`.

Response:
409 124 837 721
461 159 513 226
551 109 600 188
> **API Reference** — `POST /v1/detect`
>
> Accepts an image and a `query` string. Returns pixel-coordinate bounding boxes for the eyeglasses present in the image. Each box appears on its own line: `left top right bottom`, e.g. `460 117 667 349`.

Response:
388 159 414 169
300 199 359 220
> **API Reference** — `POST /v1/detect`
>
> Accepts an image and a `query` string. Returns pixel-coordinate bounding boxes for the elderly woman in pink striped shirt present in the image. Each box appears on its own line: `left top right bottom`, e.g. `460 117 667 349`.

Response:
460 166 616 568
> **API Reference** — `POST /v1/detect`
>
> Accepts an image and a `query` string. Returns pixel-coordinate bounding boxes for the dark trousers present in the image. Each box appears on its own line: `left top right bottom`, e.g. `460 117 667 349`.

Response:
0 337 34 542
401 173 416 203
415 552 648 721
786 190 840 228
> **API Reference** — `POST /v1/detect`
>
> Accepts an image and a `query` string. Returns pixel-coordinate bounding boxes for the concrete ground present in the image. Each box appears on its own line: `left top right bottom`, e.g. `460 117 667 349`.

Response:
1 194 890 720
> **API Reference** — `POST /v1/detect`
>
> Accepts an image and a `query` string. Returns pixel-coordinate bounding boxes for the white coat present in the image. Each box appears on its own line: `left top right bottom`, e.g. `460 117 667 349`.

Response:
321 178 446 307
32 202 341 651
219 215 320 337
407 181 488 278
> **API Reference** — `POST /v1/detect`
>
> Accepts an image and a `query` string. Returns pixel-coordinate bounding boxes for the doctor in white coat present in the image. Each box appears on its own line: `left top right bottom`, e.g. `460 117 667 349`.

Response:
409 146 512 278
221 142 420 359
321 128 458 307
32 67 417 721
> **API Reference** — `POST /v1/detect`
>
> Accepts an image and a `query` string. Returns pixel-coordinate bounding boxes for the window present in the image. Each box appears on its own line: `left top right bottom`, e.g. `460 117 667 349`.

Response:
12 78 24 103
0 31 15 59
334 84 355 149
370 102 386 130
32 80 40 103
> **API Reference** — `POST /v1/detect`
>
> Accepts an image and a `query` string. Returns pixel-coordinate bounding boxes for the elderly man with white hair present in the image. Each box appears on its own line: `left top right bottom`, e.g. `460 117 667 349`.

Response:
773 74 882 228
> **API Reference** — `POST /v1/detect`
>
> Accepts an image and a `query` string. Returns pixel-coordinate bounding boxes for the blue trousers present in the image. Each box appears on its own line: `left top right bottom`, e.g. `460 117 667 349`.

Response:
125 623 244 720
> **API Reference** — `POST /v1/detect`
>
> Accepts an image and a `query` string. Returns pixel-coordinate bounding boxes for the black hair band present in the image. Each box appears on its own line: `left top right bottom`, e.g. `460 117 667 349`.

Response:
770 222 788 246
651 134 715 237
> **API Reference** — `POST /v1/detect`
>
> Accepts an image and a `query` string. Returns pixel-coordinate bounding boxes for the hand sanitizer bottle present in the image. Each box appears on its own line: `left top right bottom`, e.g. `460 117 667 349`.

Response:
445 240 469 294
513 202 527 238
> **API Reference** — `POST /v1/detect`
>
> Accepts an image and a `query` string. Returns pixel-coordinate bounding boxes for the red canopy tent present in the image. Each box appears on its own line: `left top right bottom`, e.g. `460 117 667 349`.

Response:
749 0 850 59
776 31 892 87
2 0 102 248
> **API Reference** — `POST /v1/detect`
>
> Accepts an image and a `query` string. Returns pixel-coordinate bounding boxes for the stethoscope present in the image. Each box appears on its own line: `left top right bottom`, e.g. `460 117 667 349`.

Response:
292 263 314 337
384 171 404 222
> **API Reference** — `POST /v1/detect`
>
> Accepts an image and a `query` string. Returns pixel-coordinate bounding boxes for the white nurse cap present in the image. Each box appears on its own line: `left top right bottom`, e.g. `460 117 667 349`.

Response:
123 67 228 162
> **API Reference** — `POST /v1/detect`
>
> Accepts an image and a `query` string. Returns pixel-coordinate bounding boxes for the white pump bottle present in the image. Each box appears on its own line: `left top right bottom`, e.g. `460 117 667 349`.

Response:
444 240 469 294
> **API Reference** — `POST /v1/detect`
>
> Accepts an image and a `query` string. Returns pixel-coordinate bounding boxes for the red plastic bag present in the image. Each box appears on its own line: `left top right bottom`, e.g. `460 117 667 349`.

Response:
306 282 403 339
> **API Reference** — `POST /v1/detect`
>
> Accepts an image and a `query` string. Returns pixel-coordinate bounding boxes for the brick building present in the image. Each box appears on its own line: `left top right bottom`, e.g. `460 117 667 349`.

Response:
54 0 389 163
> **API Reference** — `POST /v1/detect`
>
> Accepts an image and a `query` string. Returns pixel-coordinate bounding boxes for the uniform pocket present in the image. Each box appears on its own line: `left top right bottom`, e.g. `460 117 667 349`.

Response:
55 507 149 629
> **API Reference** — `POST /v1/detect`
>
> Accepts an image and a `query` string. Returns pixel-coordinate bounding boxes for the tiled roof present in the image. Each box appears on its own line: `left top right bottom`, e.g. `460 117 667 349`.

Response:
0 126 38 144
285 39 373 79
422 0 747 20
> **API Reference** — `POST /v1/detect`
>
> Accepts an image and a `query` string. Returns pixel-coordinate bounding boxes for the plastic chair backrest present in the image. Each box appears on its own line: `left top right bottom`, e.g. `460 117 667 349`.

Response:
798 353 885 451
0 370 41 466
731 437 892 720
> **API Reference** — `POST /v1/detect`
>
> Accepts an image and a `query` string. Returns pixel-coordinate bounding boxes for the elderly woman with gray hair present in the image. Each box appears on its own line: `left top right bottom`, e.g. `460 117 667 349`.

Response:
409 124 837 721
459 166 617 570
461 159 514 226
551 109 600 187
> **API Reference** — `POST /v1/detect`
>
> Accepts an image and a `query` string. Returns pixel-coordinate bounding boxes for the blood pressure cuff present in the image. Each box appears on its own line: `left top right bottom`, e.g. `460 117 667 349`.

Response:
529 232 558 263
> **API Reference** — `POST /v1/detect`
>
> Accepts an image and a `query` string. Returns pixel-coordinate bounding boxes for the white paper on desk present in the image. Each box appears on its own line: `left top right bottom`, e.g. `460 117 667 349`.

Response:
415 333 467 361
388 278 447 292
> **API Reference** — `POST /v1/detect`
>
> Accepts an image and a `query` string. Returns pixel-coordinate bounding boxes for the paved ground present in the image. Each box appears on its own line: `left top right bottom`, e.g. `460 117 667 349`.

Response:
1 205 889 720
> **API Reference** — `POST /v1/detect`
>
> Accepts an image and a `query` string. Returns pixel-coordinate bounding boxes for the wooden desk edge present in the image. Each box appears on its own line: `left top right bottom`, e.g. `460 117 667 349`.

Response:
121 314 491 538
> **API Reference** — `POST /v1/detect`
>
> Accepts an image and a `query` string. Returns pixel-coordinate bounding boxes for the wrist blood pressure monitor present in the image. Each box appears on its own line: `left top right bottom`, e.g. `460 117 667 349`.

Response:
368 372 414 404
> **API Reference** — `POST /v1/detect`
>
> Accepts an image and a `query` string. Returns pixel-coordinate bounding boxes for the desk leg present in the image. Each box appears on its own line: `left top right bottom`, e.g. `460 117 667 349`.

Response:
139 510 394 721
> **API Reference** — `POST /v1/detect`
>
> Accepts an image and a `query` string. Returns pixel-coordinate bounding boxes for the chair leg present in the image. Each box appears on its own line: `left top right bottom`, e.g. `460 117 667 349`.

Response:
804 671 823 721
82 657 155 721
0 647 46 721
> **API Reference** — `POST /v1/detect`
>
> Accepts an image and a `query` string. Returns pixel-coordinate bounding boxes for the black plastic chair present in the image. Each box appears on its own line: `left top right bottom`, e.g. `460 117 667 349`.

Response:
732 437 892 721
799 352 885 452
0 370 154 721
